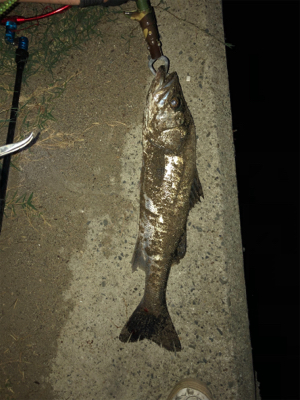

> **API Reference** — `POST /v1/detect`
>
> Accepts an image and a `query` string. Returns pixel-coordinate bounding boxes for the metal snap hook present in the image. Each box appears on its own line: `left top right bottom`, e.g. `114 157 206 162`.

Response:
149 55 170 76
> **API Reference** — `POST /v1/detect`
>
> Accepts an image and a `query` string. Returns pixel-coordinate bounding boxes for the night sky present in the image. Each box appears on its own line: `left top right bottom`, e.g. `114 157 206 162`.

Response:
222 1 299 399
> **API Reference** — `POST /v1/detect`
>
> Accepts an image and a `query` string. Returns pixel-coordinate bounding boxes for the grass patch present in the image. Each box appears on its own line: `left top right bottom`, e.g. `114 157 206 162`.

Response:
4 191 36 217
0 3 125 130
0 4 122 137
3 186 51 229
0 4 122 82
0 3 123 224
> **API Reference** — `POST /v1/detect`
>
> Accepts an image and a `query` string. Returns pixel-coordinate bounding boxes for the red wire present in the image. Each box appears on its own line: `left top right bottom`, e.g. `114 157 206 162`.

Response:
0 5 71 25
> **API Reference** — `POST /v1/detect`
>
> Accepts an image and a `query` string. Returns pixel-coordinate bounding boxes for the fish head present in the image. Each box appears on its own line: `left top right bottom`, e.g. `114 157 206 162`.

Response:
144 66 193 152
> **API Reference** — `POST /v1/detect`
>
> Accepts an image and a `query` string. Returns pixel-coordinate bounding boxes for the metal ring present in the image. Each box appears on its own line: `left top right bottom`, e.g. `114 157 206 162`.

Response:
149 55 170 75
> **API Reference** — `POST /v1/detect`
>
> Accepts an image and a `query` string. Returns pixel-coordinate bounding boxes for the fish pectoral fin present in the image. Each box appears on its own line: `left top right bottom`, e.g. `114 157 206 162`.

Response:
131 238 148 273
189 168 204 209
119 299 181 352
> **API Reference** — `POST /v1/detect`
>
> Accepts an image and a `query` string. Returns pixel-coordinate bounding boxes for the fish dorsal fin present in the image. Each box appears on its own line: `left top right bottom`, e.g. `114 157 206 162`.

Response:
172 231 187 265
189 169 203 209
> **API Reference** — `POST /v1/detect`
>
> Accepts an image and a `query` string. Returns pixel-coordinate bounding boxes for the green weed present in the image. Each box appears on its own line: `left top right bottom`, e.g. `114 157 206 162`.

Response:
0 4 123 140
4 191 36 217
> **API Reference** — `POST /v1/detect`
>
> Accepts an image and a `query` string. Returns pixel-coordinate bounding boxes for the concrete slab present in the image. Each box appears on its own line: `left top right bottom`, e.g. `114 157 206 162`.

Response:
48 1 255 399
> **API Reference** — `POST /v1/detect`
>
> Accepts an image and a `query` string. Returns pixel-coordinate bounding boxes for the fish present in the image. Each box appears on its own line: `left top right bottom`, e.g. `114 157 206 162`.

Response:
119 65 203 352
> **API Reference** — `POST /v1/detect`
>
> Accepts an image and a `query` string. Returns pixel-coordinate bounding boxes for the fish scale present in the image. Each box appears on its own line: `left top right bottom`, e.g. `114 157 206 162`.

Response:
119 66 203 351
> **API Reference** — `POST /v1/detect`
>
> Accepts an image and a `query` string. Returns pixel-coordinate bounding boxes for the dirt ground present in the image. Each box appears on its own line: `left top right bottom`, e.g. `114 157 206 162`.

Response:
0 1 256 399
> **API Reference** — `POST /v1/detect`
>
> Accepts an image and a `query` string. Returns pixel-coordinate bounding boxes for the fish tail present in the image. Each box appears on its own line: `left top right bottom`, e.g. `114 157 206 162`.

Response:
119 299 181 352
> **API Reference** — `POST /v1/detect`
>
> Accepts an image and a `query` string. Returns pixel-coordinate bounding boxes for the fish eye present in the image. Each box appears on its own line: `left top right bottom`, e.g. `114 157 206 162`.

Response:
170 97 181 109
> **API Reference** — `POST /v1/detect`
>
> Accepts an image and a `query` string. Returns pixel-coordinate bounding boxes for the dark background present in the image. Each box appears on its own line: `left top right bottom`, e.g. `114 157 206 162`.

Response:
222 1 299 399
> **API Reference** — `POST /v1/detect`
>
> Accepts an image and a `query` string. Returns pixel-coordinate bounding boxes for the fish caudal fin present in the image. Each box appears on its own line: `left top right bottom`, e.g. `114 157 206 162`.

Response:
119 300 181 352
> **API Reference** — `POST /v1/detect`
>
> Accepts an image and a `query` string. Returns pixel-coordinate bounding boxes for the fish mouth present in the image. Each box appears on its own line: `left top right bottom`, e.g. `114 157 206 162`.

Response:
152 66 178 105
155 65 177 90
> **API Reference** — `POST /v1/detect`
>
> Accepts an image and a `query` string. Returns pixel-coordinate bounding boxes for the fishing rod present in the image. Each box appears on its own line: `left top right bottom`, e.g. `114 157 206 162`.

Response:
0 34 29 233
0 1 76 234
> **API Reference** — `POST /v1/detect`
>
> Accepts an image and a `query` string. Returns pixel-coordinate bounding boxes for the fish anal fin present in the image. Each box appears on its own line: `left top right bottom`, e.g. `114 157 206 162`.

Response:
119 299 181 352
131 238 148 272
189 169 203 209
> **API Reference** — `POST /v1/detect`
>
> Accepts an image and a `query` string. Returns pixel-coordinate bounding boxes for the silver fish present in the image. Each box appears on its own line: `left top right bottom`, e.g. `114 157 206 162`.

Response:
119 66 203 351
